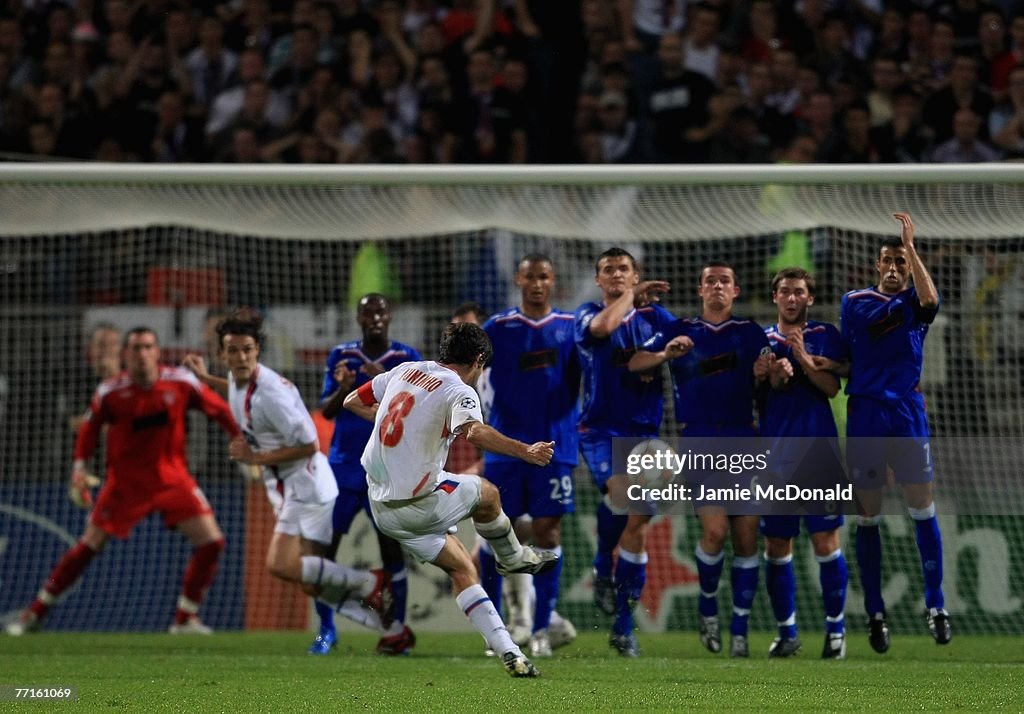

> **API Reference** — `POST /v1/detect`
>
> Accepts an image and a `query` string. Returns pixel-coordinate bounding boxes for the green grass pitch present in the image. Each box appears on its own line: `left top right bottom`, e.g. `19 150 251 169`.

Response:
2 631 1021 711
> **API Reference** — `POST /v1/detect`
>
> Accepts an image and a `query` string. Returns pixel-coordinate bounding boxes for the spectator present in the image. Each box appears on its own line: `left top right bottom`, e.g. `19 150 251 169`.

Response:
205 47 291 138
826 100 881 163
683 2 723 85
444 46 527 163
922 53 994 144
988 65 1024 159
146 89 206 162
647 32 715 162
185 16 238 108
595 89 644 162
931 107 1001 162
991 13 1024 98
765 47 801 116
866 55 905 127
873 84 933 162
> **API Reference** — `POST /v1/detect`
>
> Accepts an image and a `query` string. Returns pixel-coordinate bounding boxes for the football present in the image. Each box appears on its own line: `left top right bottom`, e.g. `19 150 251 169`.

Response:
628 438 677 488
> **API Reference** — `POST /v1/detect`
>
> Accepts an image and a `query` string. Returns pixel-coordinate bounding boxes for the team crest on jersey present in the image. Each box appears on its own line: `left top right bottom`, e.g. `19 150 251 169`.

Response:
458 396 477 411
163 392 176 406
759 346 774 358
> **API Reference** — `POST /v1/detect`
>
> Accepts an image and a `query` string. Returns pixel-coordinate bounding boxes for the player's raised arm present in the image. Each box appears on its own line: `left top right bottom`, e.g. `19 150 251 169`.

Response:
183 353 228 394
893 212 939 308
462 420 554 466
629 334 692 372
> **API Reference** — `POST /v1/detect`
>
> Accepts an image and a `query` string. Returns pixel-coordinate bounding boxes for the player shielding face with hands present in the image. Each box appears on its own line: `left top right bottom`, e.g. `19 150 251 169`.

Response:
630 262 769 658
343 322 558 678
575 247 674 657
8 328 238 636
759 268 849 660
838 211 950 651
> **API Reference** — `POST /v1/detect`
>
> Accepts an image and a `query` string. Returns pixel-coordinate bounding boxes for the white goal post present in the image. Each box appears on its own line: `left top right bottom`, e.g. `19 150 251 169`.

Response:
1 163 1023 239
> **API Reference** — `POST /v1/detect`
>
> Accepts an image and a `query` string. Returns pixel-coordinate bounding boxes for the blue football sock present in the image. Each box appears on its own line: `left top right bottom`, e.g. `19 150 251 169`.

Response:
533 546 562 633
314 599 335 632
612 549 647 637
855 519 885 616
386 562 408 625
731 555 759 637
766 553 797 640
910 505 945 610
817 549 848 635
695 544 724 618
478 543 504 615
594 499 627 579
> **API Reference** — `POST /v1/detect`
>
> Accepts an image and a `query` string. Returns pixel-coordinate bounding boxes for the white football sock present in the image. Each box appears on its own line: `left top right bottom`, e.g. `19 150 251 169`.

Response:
301 556 376 603
456 584 518 657
474 512 524 566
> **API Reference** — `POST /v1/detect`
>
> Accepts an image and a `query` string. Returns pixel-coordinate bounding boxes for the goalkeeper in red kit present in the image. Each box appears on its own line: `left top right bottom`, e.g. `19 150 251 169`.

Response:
6 327 240 635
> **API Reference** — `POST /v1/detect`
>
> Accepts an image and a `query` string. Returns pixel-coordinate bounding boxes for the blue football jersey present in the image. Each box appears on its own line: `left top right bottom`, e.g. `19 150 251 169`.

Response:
575 302 675 435
643 317 769 429
760 321 843 437
321 340 422 463
841 286 938 401
482 307 580 466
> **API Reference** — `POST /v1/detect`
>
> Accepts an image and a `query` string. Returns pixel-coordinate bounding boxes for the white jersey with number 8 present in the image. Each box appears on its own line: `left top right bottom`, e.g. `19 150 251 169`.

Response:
359 361 482 502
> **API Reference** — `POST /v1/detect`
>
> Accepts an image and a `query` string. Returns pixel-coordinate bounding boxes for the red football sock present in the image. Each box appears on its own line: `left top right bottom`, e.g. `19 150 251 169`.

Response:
29 542 98 618
175 538 225 624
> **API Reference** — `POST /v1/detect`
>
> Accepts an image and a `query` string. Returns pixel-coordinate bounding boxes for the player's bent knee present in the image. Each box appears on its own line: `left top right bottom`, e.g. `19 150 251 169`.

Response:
764 536 792 559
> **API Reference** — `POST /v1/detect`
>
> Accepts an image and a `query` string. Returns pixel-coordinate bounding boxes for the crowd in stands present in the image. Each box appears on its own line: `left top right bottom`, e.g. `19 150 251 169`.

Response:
1 0 1024 164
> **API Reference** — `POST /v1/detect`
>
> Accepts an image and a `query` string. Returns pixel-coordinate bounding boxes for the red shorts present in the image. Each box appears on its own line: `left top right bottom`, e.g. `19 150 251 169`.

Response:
90 478 214 539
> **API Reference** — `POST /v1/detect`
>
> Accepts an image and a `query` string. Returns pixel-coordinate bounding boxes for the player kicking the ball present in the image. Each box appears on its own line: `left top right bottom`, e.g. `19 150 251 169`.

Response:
343 322 558 677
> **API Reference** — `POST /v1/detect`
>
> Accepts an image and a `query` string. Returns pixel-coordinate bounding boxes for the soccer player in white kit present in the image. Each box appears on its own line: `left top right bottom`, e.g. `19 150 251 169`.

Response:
185 311 393 635
343 322 559 677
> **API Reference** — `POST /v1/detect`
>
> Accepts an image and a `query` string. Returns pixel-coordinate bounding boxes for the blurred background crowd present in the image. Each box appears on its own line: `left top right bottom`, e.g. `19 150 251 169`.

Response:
1 0 1024 164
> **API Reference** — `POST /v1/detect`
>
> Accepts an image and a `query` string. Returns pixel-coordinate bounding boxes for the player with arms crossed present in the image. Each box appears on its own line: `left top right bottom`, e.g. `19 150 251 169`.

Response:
343 322 559 677
576 247 673 656
757 267 849 659
629 261 768 658
7 327 238 635
834 212 950 650
318 293 421 655
481 254 580 657
185 312 394 638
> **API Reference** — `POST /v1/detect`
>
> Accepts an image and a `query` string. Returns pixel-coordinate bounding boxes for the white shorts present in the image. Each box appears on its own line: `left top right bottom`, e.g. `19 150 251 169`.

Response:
370 472 482 563
274 497 333 544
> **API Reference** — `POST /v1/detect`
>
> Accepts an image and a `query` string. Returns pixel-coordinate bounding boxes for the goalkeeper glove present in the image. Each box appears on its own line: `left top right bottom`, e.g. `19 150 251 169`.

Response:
69 460 101 509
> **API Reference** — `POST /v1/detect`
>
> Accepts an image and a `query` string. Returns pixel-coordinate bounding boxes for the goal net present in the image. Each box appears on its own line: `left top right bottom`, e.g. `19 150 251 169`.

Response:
0 165 1021 636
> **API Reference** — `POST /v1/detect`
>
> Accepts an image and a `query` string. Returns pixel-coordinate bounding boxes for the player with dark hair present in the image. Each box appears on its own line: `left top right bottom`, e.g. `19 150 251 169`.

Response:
630 261 769 658
576 247 673 656
318 293 422 655
343 322 558 677
451 301 489 325
480 254 580 657
758 267 849 659
185 311 395 638
834 212 950 650
7 327 239 635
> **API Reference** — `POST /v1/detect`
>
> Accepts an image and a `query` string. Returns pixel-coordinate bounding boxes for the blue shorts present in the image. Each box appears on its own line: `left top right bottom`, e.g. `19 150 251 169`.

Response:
761 514 845 540
486 461 576 520
332 487 371 535
846 394 934 487
579 429 656 491
680 423 758 512
330 460 369 492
